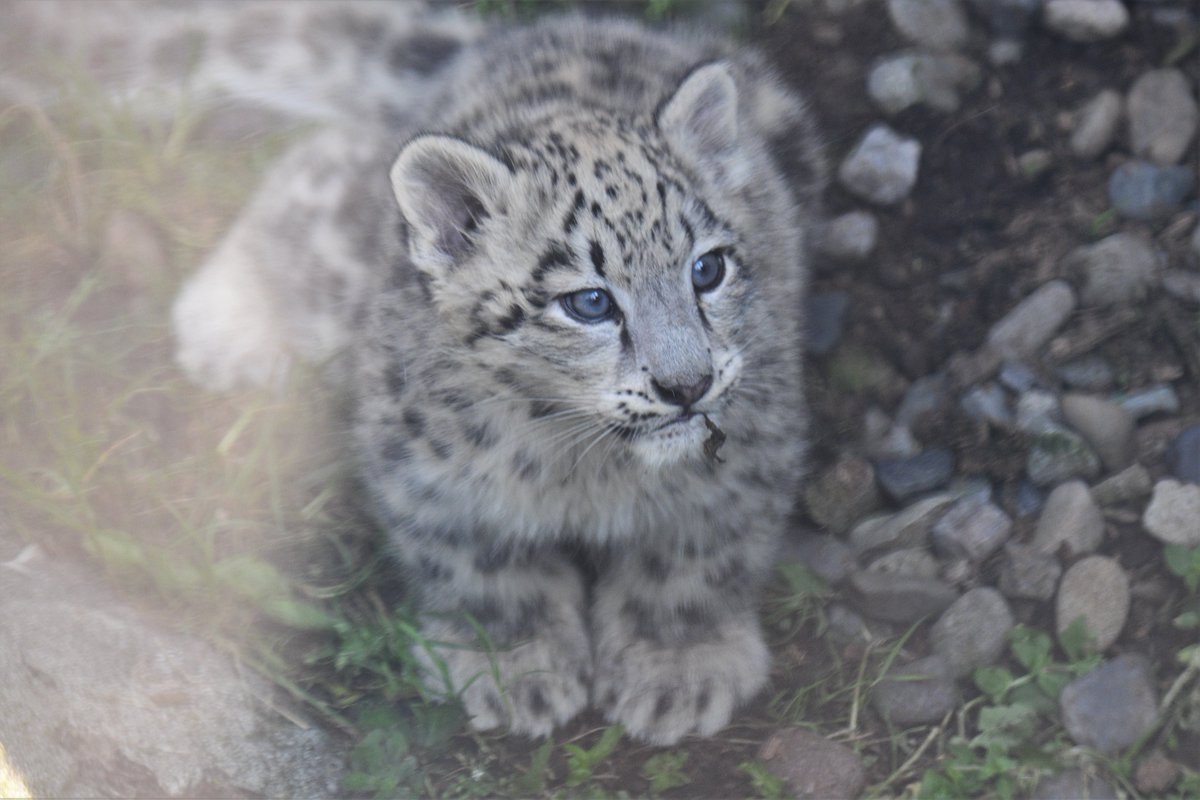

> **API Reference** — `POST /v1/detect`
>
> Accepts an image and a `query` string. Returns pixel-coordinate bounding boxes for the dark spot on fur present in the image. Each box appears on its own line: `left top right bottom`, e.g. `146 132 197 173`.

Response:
484 692 506 720
528 687 549 717
588 239 606 278
513 451 542 481
385 364 407 395
403 408 426 436
388 34 461 74
464 421 498 448
619 325 632 355
382 438 410 464
695 689 711 714
417 554 453 583
473 542 530 574
494 304 526 335
562 188 585 233
532 244 573 283
641 552 669 581
529 400 555 419
653 692 674 720
427 435 452 460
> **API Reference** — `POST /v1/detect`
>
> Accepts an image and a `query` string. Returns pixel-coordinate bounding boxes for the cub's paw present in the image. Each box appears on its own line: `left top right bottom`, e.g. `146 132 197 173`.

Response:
172 253 290 392
421 627 591 738
594 613 769 745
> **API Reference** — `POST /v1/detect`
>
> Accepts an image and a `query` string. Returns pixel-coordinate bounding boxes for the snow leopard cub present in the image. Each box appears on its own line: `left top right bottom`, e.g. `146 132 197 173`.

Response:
101 6 828 743
351 18 824 744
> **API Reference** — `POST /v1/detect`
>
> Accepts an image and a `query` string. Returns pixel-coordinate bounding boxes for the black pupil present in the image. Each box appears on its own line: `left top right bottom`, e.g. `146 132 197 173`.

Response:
693 252 724 290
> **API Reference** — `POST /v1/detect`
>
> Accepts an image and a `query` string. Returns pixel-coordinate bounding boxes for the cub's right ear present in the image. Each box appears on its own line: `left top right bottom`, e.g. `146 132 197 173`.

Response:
391 135 512 272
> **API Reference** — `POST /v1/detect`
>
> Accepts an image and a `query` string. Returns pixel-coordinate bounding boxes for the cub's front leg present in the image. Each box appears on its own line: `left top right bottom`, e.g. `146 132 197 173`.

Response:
591 532 776 745
402 535 592 737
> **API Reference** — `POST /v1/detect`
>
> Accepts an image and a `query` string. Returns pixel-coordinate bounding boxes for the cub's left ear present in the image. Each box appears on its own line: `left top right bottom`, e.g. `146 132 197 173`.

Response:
658 61 740 170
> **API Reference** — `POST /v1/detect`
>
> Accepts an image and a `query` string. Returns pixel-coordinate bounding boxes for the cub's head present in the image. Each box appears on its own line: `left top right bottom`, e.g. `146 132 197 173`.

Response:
391 62 796 469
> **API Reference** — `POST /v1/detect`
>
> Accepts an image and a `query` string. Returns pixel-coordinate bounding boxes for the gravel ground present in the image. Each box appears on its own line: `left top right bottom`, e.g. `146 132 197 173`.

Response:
754 0 1200 794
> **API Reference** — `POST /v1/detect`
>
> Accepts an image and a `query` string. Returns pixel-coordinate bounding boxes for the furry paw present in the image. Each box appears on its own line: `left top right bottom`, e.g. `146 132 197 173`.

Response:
594 613 768 745
172 252 291 391
421 625 592 738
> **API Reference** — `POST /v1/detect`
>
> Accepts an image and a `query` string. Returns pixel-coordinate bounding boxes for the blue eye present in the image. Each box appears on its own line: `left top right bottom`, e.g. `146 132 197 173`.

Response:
692 251 725 292
562 288 615 322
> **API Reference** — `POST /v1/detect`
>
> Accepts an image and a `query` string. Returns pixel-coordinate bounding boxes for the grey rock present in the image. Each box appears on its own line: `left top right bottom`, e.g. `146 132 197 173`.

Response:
896 373 952 427
826 603 876 644
1134 749 1182 795
1016 148 1053 179
876 449 956 502
1091 463 1154 506
805 455 883 535
940 556 973 586
1109 160 1196 221
1070 89 1123 158
1127 68 1199 166
948 476 993 506
871 654 958 725
1015 480 1045 518
1142 479 1200 546
1163 270 1200 305
1027 430 1103 487
987 38 1024 66
1032 769 1119 800
1056 354 1115 391
1117 384 1180 420
887 0 970 49
863 409 921 459
867 50 981 114
999 541 1062 601
1060 654 1159 754
838 124 922 205
1065 232 1161 307
968 0 1041 37
758 728 868 800
867 547 941 579
849 494 955 555
931 588 1014 678
1165 424 1200 483
1056 555 1130 652
1061 393 1136 472
849 570 959 623
931 496 1013 561
805 291 850 356
0 552 347 798
817 210 879 262
1016 391 1063 435
985 280 1077 362
998 361 1038 393
1043 0 1130 41
960 383 1012 425
787 534 857 584
1032 480 1105 555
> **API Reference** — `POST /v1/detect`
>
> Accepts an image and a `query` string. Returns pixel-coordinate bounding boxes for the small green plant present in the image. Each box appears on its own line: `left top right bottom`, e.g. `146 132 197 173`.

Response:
342 702 465 798
738 760 787 800
641 751 690 795
917 624 1101 799
767 560 831 635
565 725 625 787
1165 544 1200 630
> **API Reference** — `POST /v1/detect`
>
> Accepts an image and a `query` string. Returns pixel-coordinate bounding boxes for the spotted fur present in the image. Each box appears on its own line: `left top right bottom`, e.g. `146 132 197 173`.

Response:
16 3 827 744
